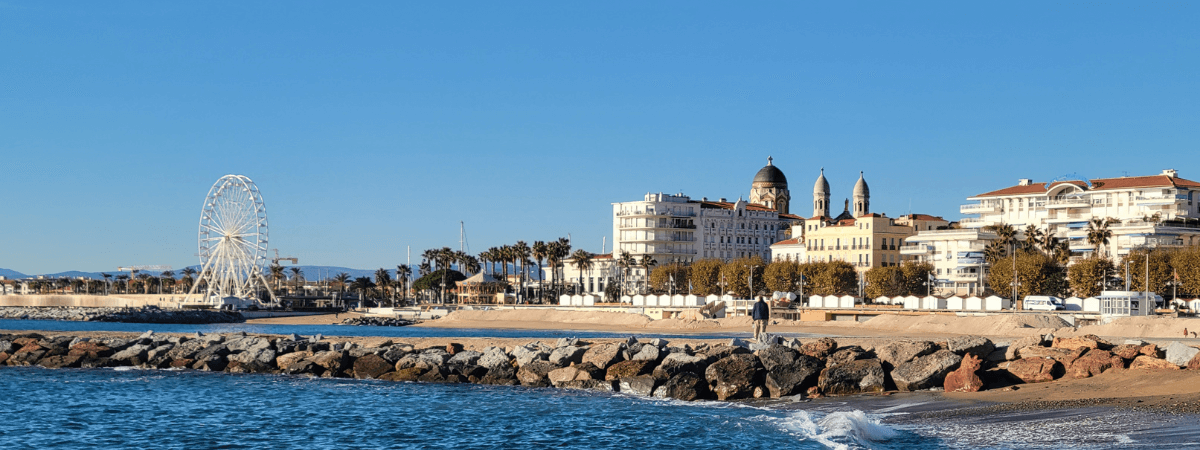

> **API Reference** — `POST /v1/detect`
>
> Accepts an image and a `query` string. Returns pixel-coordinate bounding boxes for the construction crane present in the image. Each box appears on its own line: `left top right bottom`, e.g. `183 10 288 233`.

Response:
272 249 298 265
118 265 173 277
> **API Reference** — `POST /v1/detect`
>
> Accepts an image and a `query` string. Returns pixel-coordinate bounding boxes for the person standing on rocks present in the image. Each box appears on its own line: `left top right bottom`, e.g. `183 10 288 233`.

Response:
752 296 769 341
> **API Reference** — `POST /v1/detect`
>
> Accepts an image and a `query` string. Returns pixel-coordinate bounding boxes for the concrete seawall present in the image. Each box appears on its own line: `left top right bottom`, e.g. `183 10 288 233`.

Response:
0 294 191 309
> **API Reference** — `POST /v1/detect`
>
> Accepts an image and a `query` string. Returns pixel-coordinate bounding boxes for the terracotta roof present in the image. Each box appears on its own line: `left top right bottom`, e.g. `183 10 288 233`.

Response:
779 213 804 220
771 237 803 246
859 213 884 218
973 183 1049 197
975 175 1200 197
591 254 614 260
1089 175 1200 190
904 214 945 221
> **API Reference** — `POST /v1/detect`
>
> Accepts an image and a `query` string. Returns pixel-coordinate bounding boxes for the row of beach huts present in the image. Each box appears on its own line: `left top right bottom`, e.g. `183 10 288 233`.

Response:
558 292 1200 313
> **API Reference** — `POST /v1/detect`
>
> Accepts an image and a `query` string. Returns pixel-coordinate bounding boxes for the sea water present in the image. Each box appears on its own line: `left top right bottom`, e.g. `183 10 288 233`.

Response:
2 367 1194 449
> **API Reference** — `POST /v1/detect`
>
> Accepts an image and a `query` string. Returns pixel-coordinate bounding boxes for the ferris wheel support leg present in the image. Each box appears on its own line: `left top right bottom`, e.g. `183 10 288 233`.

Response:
182 256 219 306
256 272 279 308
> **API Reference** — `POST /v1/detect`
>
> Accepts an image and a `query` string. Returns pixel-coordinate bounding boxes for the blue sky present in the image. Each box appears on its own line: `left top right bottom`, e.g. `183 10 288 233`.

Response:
2 2 1198 275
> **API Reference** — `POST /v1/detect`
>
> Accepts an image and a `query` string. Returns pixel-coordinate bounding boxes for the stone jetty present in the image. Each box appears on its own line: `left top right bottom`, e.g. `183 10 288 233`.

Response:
0 306 243 324
2 330 1198 401
340 317 415 327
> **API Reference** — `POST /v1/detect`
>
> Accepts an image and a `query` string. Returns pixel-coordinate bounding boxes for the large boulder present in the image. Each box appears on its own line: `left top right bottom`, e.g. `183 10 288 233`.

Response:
511 345 549 367
68 341 114 359
755 345 821 398
548 346 588 366
652 353 707 379
477 347 512 370
39 354 83 369
945 336 995 358
1017 346 1081 364
582 343 625 369
1187 353 1200 370
1052 335 1111 351
417 349 450 366
380 367 424 382
817 359 886 396
352 354 394 379
825 346 869 368
1004 336 1047 361
276 351 312 369
165 339 210 361
225 336 272 353
447 350 483 366
876 341 937 370
653 372 709 401
380 345 412 363
309 351 352 377
547 363 604 387
516 360 561 387
1111 344 1142 361
618 375 658 396
1164 342 1200 367
704 354 764 401
228 347 276 367
702 345 751 363
1002 358 1062 383
1130 355 1180 370
1065 349 1121 379
944 354 984 393
606 360 655 380
192 353 228 372
630 345 661 362
892 350 962 392
111 344 153 366
800 338 838 359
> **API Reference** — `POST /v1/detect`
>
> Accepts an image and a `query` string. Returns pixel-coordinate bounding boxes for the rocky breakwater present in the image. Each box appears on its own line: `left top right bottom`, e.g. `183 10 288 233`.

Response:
8 330 1197 402
0 306 243 324
340 317 414 327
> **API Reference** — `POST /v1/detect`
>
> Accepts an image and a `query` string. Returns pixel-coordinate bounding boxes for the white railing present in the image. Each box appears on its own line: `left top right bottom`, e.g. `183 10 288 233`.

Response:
1046 198 1091 207
960 203 999 214
959 218 993 227
899 244 933 254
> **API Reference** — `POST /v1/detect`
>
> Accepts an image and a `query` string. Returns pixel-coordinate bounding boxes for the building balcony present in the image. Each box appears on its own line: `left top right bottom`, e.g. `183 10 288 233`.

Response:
1046 198 1092 208
947 272 981 282
1134 194 1186 206
960 203 999 214
959 218 995 228
955 257 984 266
615 210 696 217
900 244 933 255
1046 213 1091 224
1068 240 1094 251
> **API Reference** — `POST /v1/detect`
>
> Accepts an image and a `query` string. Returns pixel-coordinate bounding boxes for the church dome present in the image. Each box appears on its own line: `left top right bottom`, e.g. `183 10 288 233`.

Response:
753 156 787 185
814 168 830 194
854 171 869 196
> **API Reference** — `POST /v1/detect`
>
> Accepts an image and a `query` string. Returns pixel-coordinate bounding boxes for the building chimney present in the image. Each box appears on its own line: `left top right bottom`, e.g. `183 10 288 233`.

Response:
1017 179 1033 186
1163 169 1178 178
719 198 727 202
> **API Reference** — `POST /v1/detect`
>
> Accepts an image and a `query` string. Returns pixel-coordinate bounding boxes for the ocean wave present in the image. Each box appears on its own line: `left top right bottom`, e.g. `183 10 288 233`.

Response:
776 410 898 450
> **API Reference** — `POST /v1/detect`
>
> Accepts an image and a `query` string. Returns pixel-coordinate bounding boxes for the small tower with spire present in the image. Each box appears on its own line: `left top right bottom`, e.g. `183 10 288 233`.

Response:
813 168 831 217
853 171 870 217
750 156 790 215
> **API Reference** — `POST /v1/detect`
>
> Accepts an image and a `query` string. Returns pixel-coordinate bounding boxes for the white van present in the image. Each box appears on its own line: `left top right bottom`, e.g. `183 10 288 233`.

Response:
1023 295 1065 311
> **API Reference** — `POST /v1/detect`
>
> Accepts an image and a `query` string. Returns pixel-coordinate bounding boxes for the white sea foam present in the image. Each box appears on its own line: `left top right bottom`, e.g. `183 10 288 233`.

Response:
776 409 898 450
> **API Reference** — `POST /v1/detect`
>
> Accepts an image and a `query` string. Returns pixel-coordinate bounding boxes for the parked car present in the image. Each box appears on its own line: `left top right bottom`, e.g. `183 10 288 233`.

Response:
1023 295 1065 311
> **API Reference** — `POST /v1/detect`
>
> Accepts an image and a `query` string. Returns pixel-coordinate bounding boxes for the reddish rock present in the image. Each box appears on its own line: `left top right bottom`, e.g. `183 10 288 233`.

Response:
1111 344 1141 361
1016 346 1079 364
1066 349 1118 379
1139 344 1163 358
68 342 115 359
1002 358 1062 383
1129 355 1180 370
944 354 984 393
446 343 464 355
11 337 40 348
800 338 838 359
0 352 9 365
14 342 45 355
1053 334 1111 351
1188 353 1200 370
38 354 83 369
382 367 425 382
806 386 823 399
170 358 195 368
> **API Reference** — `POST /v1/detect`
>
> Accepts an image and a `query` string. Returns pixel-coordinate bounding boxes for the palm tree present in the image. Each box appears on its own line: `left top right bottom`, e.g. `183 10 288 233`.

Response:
434 247 455 303
269 264 285 293
532 240 548 288
571 249 593 294
1087 217 1115 254
333 272 351 295
115 274 129 294
514 241 531 300
180 268 197 294
638 256 657 294
101 273 112 295
1023 225 1043 252
350 277 376 305
396 265 412 304
375 268 393 305
985 223 1017 248
617 251 636 295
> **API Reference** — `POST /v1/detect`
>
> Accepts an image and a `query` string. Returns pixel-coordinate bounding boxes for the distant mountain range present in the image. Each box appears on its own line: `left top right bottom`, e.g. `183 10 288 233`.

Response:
0 265 388 280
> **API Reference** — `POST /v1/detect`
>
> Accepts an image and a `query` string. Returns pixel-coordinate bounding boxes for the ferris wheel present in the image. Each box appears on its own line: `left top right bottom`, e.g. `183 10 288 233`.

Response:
184 175 275 306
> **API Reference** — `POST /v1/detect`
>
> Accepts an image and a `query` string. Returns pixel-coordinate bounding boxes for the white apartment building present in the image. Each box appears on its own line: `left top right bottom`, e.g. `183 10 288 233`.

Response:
611 158 803 266
904 169 1200 294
